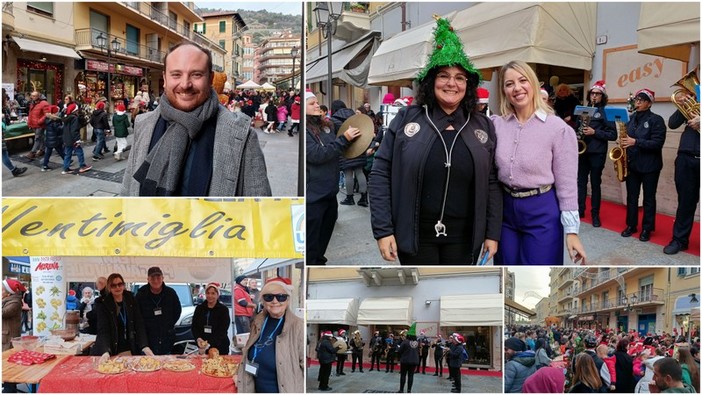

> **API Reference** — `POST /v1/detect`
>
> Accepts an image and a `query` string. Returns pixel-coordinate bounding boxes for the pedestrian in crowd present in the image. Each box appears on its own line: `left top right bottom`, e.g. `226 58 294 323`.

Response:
306 91 361 265
289 95 300 137
614 339 636 393
276 98 288 132
573 334 611 391
416 333 429 374
570 352 603 393
447 333 466 393
2 278 25 350
91 273 153 357
234 275 255 334
369 17 501 264
331 100 369 208
66 290 78 310
121 43 271 196
635 349 666 393
89 101 111 161
264 98 278 133
620 88 666 242
596 344 617 391
504 336 537 393
349 330 365 373
2 119 27 177
675 347 700 392
135 266 181 355
25 91 49 160
553 83 580 129
476 87 491 116
41 105 66 171
192 283 230 356
21 285 32 332
649 357 696 393
432 336 445 377
523 366 565 393
112 102 130 161
236 277 304 393
576 80 616 227
336 329 349 376
317 331 338 391
535 338 553 369
663 87 700 254
78 286 94 331
61 102 92 175
369 331 383 371
492 60 586 264
385 334 398 372
397 325 420 393
84 276 107 335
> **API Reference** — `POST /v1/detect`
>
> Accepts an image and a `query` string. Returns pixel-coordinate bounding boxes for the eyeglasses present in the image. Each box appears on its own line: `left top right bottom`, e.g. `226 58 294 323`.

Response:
262 294 289 302
436 73 468 86
590 92 603 96
110 282 125 289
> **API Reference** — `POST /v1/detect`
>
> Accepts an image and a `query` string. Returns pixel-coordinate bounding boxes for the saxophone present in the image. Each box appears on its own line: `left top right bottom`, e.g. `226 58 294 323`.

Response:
608 120 629 182
576 114 590 155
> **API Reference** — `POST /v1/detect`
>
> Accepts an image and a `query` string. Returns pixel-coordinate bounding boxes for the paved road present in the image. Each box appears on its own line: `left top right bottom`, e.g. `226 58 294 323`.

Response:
2 126 300 197
322 189 699 266
306 363 502 393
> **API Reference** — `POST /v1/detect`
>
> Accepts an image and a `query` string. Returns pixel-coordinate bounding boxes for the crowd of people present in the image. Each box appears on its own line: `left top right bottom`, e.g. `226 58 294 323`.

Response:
504 324 700 393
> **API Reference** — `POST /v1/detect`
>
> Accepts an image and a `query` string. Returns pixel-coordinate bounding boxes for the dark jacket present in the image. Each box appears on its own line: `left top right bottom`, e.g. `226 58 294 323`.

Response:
447 342 465 368
554 94 580 129
135 283 182 355
398 338 420 365
505 351 537 393
569 382 598 393
433 342 444 359
44 115 63 149
191 301 230 355
332 107 368 171
62 113 81 147
265 104 277 122
626 108 667 173
306 124 352 203
576 105 616 154
91 291 148 356
669 110 700 156
89 109 110 130
614 350 635 393
369 105 502 261
112 112 130 138
83 294 103 335
317 337 337 364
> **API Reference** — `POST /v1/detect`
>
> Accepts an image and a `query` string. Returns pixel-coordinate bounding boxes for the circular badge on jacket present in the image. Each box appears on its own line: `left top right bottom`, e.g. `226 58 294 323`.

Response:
594 112 601 119
404 122 420 137
474 129 488 144
644 121 649 128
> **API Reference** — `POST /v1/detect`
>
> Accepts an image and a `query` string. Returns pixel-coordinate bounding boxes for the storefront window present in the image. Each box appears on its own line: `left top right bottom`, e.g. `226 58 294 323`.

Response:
440 326 492 367
16 60 63 105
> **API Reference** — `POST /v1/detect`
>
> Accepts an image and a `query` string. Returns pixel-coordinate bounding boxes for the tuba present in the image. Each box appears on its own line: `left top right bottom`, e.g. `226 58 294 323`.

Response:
671 70 700 126
576 114 590 155
608 120 629 182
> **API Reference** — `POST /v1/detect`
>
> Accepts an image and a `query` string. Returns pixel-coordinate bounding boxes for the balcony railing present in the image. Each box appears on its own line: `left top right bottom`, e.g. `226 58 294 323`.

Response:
123 2 192 39
75 28 165 64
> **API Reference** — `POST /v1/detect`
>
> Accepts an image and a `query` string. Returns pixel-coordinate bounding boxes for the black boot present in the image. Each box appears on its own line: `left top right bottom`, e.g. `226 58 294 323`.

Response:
357 193 368 207
11 166 27 177
592 212 601 227
340 195 355 205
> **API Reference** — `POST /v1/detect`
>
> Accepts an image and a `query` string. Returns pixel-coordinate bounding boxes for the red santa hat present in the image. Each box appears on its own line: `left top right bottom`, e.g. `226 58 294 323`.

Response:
205 282 221 295
321 331 333 338
260 276 293 296
294 96 300 104
338 329 346 336
3 279 26 295
116 103 126 112
635 88 655 102
451 333 464 343
382 93 396 105
49 105 60 114
96 101 105 110
476 87 489 104
590 80 606 94
65 103 77 115
68 290 76 297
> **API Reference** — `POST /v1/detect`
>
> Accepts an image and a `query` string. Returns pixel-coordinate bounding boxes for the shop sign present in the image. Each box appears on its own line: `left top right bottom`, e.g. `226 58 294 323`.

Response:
9 262 30 275
2 198 304 258
578 315 594 321
30 256 66 336
86 60 143 77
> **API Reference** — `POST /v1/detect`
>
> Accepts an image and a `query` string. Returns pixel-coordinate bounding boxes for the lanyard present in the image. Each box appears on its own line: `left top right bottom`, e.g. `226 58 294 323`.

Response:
206 311 210 326
251 315 284 362
117 302 127 336
152 296 162 308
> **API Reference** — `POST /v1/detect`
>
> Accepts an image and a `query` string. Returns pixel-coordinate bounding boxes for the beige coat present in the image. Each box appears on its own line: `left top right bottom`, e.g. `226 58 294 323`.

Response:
2 293 23 351
236 309 304 393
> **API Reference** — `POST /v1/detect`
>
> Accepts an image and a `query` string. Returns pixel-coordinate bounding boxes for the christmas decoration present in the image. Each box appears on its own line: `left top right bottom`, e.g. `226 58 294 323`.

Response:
416 15 480 83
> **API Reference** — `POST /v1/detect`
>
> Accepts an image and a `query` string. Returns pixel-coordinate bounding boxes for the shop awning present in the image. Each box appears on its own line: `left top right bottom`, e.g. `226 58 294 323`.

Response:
306 298 359 325
368 2 596 86
13 37 81 59
440 294 502 326
357 297 412 326
306 32 380 88
673 295 700 315
637 3 700 62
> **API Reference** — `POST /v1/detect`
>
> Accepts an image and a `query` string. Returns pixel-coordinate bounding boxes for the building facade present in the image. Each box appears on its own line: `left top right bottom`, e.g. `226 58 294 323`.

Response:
199 11 247 81
256 33 301 89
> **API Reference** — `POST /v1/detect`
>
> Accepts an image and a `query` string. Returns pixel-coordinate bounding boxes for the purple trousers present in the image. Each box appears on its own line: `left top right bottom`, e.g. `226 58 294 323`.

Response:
495 188 564 265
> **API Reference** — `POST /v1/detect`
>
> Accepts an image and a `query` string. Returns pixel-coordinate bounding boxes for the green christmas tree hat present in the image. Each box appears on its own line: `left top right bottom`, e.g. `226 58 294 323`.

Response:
416 15 481 84
407 322 417 337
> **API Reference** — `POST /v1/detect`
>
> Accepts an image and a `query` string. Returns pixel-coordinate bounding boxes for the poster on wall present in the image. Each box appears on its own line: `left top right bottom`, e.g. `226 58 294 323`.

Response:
603 44 687 103
30 256 67 336
416 322 439 338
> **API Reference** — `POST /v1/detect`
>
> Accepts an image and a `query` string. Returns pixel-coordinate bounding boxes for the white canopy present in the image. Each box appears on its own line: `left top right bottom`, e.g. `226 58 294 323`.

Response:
236 80 261 89
13 36 81 59
306 298 359 325
368 2 596 86
260 82 276 91
637 2 700 62
440 294 502 327
306 32 381 88
357 297 412 326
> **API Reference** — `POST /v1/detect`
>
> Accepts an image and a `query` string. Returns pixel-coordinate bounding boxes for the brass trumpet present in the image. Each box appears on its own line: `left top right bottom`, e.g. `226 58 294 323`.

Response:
671 70 700 126
576 114 590 155
609 120 629 182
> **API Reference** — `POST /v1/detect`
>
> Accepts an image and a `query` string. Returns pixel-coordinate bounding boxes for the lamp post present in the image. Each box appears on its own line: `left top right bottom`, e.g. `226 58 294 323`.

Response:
689 293 699 344
290 46 299 92
95 32 121 110
313 2 343 110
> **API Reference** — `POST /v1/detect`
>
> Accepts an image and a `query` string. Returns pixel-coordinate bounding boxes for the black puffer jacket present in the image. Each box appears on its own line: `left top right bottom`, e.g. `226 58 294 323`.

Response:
44 114 63 149
89 109 110 130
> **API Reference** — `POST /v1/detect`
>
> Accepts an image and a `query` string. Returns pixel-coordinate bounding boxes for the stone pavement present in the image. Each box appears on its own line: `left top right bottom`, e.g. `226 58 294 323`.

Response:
306 362 502 393
323 189 699 266
2 126 300 197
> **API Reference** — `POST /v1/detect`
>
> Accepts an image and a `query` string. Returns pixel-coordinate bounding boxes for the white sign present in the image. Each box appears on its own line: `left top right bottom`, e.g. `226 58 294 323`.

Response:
30 256 66 336
416 322 439 338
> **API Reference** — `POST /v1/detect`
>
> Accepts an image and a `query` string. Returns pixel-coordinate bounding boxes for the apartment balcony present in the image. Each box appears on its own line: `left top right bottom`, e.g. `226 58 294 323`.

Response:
333 3 371 41
2 2 15 32
75 28 165 65
558 271 574 290
122 2 195 40
558 292 573 304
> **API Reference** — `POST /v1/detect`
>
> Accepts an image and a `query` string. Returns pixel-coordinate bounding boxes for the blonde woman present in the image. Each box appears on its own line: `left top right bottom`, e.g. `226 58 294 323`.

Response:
569 352 603 392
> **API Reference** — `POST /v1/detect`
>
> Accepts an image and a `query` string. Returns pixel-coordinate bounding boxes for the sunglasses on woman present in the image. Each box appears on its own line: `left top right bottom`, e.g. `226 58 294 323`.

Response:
262 294 288 302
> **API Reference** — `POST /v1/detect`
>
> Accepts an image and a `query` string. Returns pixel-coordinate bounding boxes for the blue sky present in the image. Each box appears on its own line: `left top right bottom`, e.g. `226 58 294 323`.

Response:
195 2 302 15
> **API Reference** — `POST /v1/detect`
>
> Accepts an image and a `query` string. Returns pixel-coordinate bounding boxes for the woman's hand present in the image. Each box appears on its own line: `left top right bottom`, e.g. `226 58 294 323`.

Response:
343 126 361 141
377 235 398 262
566 234 586 265
480 239 498 263
142 347 154 356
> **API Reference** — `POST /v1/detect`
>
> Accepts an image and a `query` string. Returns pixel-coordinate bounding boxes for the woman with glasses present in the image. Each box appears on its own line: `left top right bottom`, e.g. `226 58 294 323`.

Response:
192 282 230 355
91 273 152 357
369 17 502 264
237 277 303 392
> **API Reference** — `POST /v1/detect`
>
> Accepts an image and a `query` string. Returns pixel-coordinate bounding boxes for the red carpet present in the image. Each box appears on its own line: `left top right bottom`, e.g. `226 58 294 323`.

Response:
582 197 700 256
307 359 502 377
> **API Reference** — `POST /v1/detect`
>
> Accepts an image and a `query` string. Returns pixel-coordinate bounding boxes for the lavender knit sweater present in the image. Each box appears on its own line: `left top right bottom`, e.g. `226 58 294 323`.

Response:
491 111 579 212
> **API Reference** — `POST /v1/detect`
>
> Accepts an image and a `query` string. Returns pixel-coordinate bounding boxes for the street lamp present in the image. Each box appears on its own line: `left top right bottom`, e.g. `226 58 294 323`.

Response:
313 2 343 109
290 46 299 92
95 32 121 110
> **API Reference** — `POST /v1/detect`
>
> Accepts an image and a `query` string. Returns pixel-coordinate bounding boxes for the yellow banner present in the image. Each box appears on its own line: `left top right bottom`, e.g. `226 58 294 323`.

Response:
2 198 305 258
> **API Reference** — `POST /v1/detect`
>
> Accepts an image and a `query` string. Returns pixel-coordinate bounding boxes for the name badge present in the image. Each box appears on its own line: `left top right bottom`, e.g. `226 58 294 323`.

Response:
204 326 212 334
245 360 259 377
154 308 162 316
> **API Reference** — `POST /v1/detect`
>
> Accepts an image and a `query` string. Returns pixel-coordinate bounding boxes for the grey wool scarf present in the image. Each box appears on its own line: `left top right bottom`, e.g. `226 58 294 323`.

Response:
132 89 219 195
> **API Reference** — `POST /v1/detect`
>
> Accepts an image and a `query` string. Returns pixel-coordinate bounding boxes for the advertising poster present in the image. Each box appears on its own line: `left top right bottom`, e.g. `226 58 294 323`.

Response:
30 256 66 336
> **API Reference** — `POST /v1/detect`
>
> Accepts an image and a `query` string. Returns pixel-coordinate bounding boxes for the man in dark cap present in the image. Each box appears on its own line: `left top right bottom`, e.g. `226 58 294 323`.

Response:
504 337 536 393
620 88 666 242
233 275 255 334
135 266 181 355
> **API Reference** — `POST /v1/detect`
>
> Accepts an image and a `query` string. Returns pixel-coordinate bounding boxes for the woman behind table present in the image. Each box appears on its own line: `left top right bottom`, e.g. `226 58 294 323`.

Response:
569 352 602 393
192 282 230 355
91 273 152 357
237 277 304 393
369 17 501 264
491 60 586 264
306 91 361 265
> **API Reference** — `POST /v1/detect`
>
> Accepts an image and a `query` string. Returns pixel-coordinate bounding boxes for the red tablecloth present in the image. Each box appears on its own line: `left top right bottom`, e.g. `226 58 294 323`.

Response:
38 355 240 393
